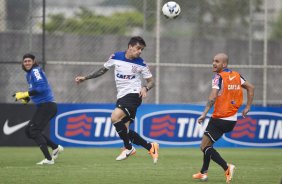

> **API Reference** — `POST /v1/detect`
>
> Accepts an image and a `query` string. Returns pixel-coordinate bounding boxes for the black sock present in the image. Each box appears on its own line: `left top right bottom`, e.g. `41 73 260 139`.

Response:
33 135 52 160
114 121 132 150
128 130 151 151
43 135 58 150
200 146 212 173
210 148 228 171
39 144 52 160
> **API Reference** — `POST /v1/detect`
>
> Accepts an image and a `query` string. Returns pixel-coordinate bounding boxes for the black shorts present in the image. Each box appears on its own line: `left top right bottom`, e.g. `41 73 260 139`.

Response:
204 117 236 142
116 93 142 121
28 102 57 134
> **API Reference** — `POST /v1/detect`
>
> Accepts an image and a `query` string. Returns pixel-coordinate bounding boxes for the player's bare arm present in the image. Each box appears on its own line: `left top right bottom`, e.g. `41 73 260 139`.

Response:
198 88 218 124
140 77 154 98
75 66 109 84
241 81 255 118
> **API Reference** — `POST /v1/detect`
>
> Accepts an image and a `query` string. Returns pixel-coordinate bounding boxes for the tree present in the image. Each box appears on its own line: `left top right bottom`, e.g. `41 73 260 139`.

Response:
172 0 262 39
270 10 282 40
45 1 263 39
126 0 262 39
45 7 143 35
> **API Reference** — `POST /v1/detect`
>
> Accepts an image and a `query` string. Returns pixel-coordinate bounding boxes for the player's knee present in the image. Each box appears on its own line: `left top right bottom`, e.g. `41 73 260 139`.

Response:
25 125 39 139
200 145 205 152
111 113 122 123
111 116 120 123
29 131 39 139
111 114 130 124
113 116 131 132
25 126 32 138
200 142 211 151
111 108 126 123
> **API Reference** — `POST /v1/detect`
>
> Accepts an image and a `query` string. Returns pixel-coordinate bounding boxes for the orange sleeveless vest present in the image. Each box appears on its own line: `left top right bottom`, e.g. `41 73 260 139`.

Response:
212 70 243 118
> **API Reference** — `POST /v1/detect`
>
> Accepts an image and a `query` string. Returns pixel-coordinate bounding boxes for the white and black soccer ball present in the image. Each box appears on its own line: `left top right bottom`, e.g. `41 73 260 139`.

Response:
162 1 181 19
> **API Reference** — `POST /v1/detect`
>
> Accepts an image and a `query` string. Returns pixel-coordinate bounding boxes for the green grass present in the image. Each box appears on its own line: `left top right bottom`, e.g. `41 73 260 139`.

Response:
0 147 281 184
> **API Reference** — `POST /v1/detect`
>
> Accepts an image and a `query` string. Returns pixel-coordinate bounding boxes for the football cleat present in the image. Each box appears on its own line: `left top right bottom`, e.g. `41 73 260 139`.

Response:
52 145 64 160
36 158 54 165
116 146 136 161
192 172 208 181
148 142 159 164
225 164 236 183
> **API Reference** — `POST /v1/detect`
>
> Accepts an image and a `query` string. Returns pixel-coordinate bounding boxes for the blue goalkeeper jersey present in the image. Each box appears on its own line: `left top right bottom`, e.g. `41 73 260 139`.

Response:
26 66 55 104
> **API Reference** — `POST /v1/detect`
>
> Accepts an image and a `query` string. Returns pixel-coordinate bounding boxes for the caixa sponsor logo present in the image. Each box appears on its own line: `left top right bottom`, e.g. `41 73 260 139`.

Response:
55 109 125 145
139 110 210 145
223 112 282 147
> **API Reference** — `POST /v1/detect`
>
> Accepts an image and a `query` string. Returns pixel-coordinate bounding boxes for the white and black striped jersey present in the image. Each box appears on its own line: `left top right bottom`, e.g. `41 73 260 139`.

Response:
104 51 152 99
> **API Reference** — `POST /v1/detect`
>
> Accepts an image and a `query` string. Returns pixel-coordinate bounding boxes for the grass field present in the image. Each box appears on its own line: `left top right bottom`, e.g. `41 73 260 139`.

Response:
0 147 281 184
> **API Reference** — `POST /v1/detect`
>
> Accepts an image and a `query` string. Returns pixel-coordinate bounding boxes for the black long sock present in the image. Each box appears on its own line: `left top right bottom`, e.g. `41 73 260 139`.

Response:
43 135 58 150
200 146 228 173
114 121 132 150
200 146 212 173
128 130 151 151
39 143 52 160
210 148 228 171
33 135 52 160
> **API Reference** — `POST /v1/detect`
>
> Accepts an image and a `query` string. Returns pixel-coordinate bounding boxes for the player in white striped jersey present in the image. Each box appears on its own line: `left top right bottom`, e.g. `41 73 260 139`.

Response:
104 49 152 99
75 36 159 164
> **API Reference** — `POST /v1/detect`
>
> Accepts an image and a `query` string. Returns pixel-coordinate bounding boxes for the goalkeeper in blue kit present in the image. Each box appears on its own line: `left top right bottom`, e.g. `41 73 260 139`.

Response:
13 53 63 165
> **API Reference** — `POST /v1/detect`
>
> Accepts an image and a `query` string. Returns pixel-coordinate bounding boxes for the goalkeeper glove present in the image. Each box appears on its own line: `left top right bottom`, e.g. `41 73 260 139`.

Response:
13 91 30 101
20 97 30 104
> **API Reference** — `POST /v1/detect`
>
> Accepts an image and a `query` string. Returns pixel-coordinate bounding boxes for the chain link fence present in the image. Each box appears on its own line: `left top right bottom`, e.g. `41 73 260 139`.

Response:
1 0 282 105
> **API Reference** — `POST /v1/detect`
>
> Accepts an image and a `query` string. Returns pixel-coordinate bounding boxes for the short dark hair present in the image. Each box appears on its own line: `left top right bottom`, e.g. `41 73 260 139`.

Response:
128 36 146 47
22 53 39 72
23 53 35 60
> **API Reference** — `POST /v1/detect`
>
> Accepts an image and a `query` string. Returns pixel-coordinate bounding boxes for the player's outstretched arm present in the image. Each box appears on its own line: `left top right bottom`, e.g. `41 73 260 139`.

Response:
241 81 255 118
75 66 109 84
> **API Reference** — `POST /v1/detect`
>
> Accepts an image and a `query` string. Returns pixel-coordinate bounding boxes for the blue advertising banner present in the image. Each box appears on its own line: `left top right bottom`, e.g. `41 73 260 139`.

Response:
50 104 136 147
50 104 282 148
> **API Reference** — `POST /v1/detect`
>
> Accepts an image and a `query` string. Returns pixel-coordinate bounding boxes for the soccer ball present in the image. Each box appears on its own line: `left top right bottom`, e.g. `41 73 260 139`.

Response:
162 1 181 19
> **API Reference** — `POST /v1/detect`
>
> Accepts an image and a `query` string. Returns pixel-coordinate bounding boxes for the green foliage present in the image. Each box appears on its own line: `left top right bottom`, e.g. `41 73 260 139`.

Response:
45 14 66 34
180 0 262 39
45 7 144 35
160 0 262 39
44 1 266 39
270 10 282 40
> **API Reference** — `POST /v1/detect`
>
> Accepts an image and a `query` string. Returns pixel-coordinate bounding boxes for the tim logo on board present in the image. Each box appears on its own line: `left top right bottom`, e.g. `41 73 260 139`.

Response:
139 110 209 146
223 112 282 147
54 109 125 146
